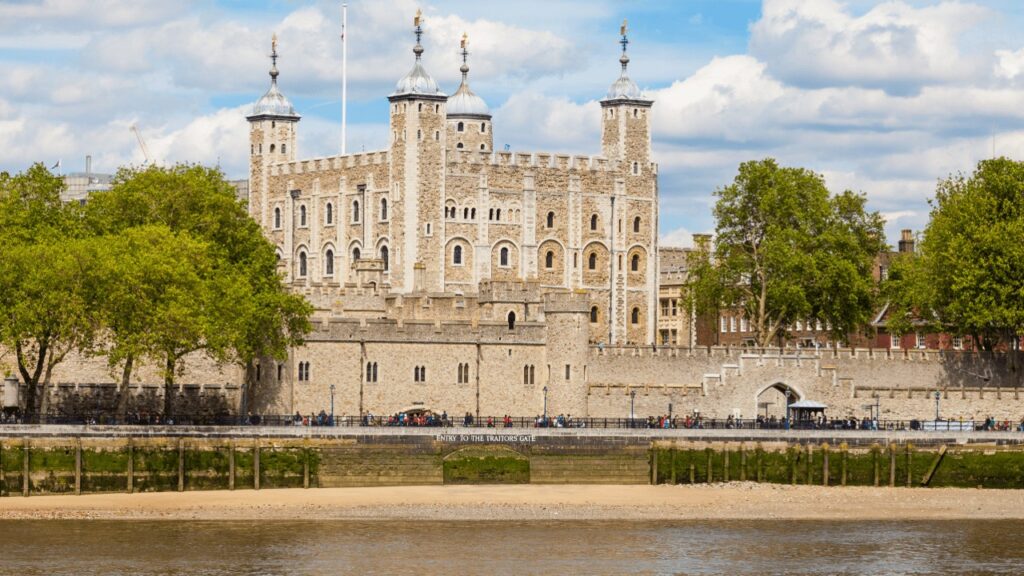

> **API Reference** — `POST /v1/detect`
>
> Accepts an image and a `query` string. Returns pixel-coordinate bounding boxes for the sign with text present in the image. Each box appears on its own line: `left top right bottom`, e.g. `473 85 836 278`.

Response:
438 433 534 443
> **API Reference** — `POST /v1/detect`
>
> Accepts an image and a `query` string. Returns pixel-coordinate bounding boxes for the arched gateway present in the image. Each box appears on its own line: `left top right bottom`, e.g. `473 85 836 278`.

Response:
755 382 803 420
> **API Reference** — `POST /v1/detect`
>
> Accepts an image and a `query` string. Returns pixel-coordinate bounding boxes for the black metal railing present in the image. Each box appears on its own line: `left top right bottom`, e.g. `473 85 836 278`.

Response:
2 413 1021 432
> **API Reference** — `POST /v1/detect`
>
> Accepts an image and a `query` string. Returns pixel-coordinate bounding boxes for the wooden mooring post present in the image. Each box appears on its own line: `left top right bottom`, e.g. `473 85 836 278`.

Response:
822 444 829 487
0 440 5 497
905 444 913 488
889 445 897 487
723 450 730 483
651 449 658 485
228 441 235 491
126 438 134 494
739 445 746 482
840 444 848 487
177 439 185 492
873 444 881 487
254 441 261 490
805 444 813 485
74 440 82 495
22 437 29 497
670 449 677 485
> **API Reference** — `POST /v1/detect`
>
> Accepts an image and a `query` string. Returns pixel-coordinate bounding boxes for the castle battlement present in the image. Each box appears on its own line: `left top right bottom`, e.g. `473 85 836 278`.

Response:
269 150 390 176
448 149 637 174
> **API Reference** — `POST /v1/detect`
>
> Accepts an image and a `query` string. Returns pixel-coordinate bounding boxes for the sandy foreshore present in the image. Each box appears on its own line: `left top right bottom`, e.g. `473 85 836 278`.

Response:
3 483 1024 521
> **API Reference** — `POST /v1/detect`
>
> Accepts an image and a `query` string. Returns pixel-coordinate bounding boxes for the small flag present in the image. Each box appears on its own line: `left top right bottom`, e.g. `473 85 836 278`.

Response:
50 159 61 171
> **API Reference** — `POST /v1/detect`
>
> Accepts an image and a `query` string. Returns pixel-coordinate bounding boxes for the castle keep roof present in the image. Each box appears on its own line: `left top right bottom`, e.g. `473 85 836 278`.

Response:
249 34 300 120
602 20 651 104
446 33 490 117
391 11 446 99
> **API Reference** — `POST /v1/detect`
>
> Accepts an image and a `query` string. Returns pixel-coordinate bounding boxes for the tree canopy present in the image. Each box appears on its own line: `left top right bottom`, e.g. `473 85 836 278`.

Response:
884 158 1024 350
685 159 886 348
0 163 312 419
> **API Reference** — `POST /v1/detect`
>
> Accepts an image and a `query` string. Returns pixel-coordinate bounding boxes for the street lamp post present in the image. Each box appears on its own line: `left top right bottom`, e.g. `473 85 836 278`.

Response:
784 391 792 430
630 389 636 428
542 386 548 421
934 390 941 423
329 384 336 426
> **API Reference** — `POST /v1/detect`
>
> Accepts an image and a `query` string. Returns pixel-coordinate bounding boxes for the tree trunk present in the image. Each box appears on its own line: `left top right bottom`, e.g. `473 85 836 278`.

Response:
15 340 47 420
163 353 175 420
117 354 135 421
240 360 256 418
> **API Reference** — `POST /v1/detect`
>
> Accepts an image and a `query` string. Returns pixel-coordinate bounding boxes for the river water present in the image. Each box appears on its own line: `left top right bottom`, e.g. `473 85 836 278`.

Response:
1 520 1022 575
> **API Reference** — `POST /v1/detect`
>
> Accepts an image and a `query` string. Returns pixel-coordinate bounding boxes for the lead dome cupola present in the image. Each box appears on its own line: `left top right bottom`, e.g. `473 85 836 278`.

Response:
447 33 490 117
602 20 650 103
249 34 300 120
391 10 446 98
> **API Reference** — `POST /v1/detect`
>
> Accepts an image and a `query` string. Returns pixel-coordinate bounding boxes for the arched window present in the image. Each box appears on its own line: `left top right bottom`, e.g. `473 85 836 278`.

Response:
631 254 640 272
325 249 334 276
471 208 476 220
590 214 598 231
380 198 388 221
633 216 640 233
588 252 597 270
352 247 360 261
380 246 389 271
270 144 276 153
352 200 360 223
631 307 640 325
590 306 598 323
463 207 469 219
298 251 307 277
274 207 281 229
496 208 502 220
546 212 554 228
456 142 464 149
523 365 530 385
281 143 286 154
481 122 486 132
545 251 554 269
500 247 509 267
632 161 639 175
480 143 486 151
453 245 462 265
507 311 516 330
489 208 494 220
457 121 464 132
299 205 307 227
326 203 333 225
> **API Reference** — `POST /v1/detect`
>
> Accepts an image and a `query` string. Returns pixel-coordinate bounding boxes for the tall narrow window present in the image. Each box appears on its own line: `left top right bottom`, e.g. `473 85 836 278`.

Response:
633 216 640 233
463 207 469 219
588 253 597 270
631 307 640 325
299 205 307 227
457 122 464 132
326 203 333 225
590 306 598 323
590 214 598 231
453 245 462 265
274 207 281 229
496 209 502 220
380 198 388 221
545 251 554 269
353 200 360 223
366 361 374 382
500 247 509 267
507 311 516 330
631 254 640 272
298 252 307 277
546 212 554 228
352 247 360 261
380 246 389 271
471 208 476 220
523 365 530 385
325 249 334 276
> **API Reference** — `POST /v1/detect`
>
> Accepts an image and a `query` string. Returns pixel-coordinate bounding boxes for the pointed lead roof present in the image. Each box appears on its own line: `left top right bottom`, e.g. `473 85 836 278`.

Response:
249 34 300 120
603 20 649 103
391 10 445 98
447 33 490 117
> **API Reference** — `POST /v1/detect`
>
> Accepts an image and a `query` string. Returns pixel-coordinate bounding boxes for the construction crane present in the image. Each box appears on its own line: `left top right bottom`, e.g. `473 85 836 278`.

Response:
130 124 152 164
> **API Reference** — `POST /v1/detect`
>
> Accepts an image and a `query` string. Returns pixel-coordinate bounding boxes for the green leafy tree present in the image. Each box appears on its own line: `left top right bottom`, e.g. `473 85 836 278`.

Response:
886 158 1024 350
87 164 311 417
685 159 886 347
0 165 98 417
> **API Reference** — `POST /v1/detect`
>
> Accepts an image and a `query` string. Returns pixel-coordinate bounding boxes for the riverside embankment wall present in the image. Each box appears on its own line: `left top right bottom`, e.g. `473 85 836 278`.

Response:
3 426 1024 494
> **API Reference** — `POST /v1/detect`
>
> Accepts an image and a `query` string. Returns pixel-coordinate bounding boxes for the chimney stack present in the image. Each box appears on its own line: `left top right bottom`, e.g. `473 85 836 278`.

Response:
898 229 915 253
692 233 712 248
85 155 92 176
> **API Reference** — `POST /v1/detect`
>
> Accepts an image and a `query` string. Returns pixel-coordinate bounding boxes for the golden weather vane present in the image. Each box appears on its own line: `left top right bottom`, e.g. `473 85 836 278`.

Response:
621 19 628 37
414 9 422 27
461 32 467 50
272 32 278 53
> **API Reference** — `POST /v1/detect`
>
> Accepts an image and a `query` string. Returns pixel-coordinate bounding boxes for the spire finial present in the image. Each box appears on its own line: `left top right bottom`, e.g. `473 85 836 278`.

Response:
619 19 630 72
459 32 469 79
270 33 280 83
413 9 424 60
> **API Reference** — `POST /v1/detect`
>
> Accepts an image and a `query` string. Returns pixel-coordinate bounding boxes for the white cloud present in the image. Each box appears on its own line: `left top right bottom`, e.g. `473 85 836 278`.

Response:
750 0 990 91
995 47 1024 80
660 227 695 248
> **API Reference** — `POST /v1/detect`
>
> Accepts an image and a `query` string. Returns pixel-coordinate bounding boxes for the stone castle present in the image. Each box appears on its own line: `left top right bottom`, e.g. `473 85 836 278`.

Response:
4 16 1023 424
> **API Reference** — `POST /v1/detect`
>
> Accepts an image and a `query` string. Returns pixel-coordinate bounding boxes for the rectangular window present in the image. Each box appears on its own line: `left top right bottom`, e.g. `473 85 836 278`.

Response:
670 300 677 316
661 299 669 316
891 333 900 349
671 329 678 345
565 364 571 380
916 333 926 349
730 317 736 333
720 316 727 333
880 265 888 280
952 336 963 350
740 317 749 333
661 330 669 345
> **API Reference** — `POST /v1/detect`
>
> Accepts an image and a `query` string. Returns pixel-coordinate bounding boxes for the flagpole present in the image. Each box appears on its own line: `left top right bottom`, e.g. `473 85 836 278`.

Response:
341 2 348 155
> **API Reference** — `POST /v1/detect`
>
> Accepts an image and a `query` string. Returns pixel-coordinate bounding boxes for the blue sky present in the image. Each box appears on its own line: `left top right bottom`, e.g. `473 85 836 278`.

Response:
3 0 1024 246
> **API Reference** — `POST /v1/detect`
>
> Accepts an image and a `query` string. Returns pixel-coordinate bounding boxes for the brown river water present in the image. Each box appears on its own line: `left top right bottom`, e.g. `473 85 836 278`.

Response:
1 520 1023 575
